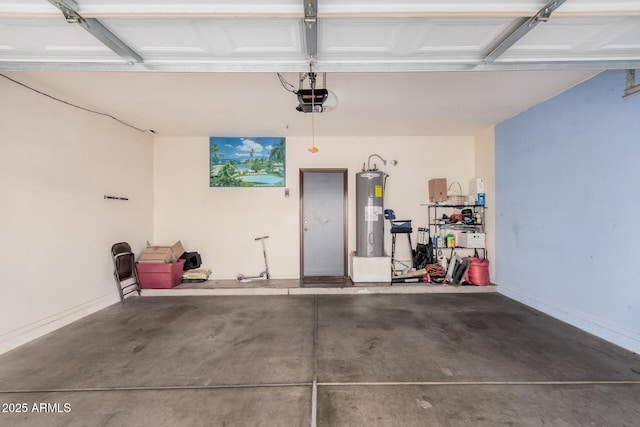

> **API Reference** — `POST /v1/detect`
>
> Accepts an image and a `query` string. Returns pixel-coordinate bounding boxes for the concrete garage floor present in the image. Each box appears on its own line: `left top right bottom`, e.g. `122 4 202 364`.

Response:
1 294 639 426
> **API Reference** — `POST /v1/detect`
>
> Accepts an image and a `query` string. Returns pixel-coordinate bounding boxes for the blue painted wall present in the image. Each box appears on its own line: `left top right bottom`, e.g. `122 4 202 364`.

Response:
495 71 640 353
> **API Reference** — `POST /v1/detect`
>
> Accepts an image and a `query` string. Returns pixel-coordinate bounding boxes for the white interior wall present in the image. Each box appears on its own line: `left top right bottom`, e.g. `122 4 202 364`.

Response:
153 135 476 279
474 126 496 281
0 76 154 354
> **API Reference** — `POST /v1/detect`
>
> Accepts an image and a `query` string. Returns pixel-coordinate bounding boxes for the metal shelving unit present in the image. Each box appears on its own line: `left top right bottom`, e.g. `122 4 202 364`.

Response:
425 203 488 260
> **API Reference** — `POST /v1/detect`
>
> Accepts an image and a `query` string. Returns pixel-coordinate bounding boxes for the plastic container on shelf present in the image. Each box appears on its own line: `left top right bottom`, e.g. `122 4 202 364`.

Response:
446 234 456 247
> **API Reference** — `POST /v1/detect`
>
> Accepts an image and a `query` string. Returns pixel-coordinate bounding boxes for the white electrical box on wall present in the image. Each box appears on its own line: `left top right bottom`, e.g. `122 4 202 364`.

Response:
469 178 485 195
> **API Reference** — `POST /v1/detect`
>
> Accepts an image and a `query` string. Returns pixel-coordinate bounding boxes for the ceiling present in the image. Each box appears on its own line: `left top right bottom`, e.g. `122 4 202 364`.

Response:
1 1 639 136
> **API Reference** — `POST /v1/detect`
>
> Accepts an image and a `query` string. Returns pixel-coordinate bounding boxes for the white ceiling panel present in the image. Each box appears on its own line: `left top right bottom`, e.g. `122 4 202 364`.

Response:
221 20 302 54
103 19 209 57
0 1 58 16
501 16 640 61
320 17 516 62
320 19 406 54
0 18 121 62
1 1 639 71
558 0 640 16
100 18 303 61
1 69 599 137
411 19 513 57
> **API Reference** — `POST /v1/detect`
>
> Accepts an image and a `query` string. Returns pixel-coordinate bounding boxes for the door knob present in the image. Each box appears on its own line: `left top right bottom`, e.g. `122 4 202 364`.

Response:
304 227 308 231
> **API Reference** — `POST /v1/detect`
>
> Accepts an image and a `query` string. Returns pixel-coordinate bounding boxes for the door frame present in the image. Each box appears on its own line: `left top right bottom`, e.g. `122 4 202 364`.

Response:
299 168 349 281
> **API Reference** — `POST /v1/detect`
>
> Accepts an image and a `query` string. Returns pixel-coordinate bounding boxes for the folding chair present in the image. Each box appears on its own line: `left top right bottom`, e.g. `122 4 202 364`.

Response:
111 242 141 303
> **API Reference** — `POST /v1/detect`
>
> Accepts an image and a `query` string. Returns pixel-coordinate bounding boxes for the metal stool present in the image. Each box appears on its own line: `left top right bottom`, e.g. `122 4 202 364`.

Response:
384 209 414 270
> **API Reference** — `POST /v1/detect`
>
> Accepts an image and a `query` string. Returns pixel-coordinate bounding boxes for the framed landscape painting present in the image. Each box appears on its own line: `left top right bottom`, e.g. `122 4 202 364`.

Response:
209 137 286 187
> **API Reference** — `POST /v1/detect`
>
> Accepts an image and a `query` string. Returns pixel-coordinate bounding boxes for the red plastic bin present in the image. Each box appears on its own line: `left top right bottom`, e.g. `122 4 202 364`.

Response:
136 259 185 289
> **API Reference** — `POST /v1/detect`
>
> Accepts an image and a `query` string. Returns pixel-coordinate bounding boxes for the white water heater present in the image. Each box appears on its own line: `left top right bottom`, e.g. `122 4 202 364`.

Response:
356 171 385 257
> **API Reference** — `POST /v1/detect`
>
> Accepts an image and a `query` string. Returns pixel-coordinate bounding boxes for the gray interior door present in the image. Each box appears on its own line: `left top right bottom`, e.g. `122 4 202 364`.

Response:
300 169 347 279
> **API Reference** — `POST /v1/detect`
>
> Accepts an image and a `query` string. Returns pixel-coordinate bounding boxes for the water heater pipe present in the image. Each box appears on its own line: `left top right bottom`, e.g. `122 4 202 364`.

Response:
367 153 398 171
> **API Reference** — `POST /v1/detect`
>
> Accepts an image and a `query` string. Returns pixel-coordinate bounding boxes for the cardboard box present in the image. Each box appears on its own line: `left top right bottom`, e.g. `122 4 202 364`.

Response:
458 232 486 248
428 178 447 202
138 240 185 263
136 259 185 289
